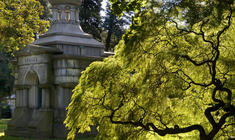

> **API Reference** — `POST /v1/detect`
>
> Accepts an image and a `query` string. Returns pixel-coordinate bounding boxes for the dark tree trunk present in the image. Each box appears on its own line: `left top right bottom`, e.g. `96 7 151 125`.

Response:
105 29 113 51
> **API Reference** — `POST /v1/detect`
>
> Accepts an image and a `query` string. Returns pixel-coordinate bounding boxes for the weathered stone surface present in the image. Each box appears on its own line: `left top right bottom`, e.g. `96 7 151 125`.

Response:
18 54 50 65
49 0 82 6
6 108 53 138
34 34 104 49
16 64 49 85
16 44 62 56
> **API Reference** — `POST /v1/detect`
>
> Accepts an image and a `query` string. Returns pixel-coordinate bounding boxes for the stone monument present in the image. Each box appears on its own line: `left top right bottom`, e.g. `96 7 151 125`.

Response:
5 0 108 138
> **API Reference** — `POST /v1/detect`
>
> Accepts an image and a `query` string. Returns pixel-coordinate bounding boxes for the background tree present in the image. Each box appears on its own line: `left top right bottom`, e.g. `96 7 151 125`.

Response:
0 0 49 106
0 0 49 53
80 0 103 41
0 52 14 101
38 0 51 20
102 2 131 51
0 51 14 118
65 0 235 139
0 0 49 97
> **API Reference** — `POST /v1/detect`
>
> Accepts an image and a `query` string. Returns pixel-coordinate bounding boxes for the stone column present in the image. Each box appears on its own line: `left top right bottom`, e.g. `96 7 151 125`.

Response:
61 8 65 21
28 85 38 108
57 86 64 109
75 8 79 21
15 90 20 107
15 87 29 108
41 88 50 108
63 88 73 108
70 8 76 21
22 89 28 107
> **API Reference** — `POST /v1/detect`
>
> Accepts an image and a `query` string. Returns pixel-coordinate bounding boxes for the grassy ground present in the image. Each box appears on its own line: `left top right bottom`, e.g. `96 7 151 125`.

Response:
0 119 10 136
0 119 95 140
0 137 95 140
0 136 95 140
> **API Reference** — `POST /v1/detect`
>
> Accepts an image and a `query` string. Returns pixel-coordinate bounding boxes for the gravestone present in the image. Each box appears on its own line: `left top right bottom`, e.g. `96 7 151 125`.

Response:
5 0 109 138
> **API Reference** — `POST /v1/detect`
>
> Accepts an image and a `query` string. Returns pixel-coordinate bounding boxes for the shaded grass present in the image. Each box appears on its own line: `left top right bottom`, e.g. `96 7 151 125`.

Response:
0 119 10 134
0 119 95 140
0 136 95 140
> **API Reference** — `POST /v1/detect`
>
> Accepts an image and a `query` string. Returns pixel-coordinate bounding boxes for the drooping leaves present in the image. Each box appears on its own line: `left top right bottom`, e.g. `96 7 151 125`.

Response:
65 0 235 139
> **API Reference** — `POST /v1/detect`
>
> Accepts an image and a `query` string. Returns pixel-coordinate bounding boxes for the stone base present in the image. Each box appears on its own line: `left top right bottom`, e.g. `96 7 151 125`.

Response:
52 109 97 139
6 108 97 139
53 109 67 138
5 108 53 138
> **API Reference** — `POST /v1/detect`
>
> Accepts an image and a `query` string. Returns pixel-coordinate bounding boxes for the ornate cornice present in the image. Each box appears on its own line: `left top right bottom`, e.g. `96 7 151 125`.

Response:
50 19 80 25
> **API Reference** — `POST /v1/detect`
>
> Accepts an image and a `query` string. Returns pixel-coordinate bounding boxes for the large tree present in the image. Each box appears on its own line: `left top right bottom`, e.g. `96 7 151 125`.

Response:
65 0 235 139
102 2 131 51
0 52 14 101
0 0 49 104
0 0 49 53
38 0 51 20
80 0 102 41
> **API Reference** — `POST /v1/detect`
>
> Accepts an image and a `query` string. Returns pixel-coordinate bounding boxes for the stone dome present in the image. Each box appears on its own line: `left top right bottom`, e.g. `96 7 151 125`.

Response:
48 0 82 6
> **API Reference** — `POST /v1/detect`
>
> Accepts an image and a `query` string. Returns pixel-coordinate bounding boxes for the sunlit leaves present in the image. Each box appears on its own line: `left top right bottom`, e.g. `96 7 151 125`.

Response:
65 0 235 139
110 0 145 16
0 0 49 54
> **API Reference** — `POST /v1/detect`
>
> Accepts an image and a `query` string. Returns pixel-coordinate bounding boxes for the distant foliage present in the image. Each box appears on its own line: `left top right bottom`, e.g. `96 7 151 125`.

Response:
0 0 49 53
80 0 103 41
102 2 131 51
65 0 235 139
0 52 14 101
38 0 51 20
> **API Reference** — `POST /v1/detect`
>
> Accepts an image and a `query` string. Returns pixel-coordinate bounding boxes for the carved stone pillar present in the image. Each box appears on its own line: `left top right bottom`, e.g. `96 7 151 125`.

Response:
15 90 20 107
29 85 38 108
22 88 28 107
15 87 28 108
42 88 50 108
61 8 65 21
57 86 64 109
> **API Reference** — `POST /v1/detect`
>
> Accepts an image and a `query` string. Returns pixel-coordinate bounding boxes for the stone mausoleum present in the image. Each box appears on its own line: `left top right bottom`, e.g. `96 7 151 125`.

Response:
6 0 109 138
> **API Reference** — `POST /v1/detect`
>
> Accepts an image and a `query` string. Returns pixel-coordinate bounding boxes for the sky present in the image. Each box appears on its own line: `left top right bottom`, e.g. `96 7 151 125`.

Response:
100 0 108 17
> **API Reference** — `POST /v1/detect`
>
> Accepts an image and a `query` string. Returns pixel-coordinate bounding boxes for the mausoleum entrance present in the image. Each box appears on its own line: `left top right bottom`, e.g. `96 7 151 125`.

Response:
25 71 42 109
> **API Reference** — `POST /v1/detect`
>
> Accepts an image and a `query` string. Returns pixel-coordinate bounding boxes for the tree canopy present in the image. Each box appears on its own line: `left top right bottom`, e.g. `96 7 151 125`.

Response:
0 52 14 101
80 0 103 41
38 0 51 20
102 2 131 51
0 0 49 53
65 0 235 139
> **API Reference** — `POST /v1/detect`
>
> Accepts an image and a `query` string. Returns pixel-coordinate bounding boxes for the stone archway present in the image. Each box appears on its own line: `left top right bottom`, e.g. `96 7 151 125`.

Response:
25 71 42 109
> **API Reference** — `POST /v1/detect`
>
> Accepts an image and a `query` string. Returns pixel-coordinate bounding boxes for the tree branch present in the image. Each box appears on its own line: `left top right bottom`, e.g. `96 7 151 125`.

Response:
109 101 207 139
179 54 213 66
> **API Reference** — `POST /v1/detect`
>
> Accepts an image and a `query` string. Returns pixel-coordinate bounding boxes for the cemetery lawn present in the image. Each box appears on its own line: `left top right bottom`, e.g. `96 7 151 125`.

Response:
0 137 95 140
0 119 94 140
0 119 10 136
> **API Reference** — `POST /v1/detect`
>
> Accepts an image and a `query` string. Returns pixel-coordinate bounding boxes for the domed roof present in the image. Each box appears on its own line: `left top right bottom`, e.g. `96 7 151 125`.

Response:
48 0 82 6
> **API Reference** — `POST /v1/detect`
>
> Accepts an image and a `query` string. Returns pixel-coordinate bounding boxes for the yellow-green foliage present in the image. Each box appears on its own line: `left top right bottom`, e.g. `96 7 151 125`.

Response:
65 0 235 140
0 0 49 53
0 136 94 140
